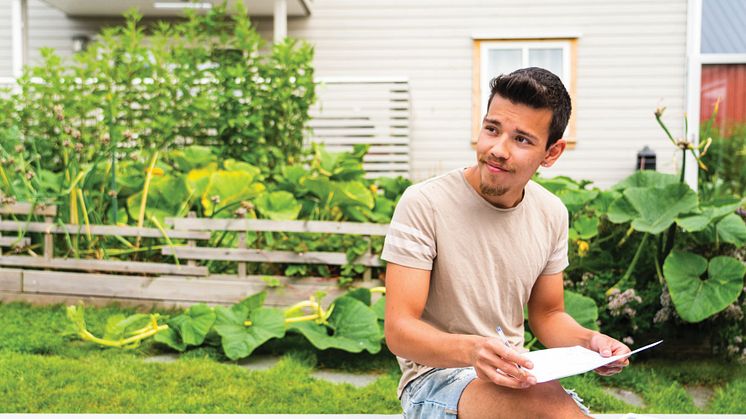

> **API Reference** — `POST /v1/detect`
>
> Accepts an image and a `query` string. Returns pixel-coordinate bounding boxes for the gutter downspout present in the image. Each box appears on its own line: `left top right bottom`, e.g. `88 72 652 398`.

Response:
274 0 287 44
684 0 702 190
11 0 28 81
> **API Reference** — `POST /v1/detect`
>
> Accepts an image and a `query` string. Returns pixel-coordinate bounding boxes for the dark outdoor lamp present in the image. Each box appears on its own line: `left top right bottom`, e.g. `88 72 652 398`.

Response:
636 146 656 170
72 35 90 53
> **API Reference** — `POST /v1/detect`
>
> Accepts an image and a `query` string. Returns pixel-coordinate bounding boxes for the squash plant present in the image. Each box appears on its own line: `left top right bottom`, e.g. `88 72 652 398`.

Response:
67 289 387 360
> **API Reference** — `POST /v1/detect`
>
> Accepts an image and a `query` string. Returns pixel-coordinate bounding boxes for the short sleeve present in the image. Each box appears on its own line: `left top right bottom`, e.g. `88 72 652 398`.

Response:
541 205 569 275
380 186 437 270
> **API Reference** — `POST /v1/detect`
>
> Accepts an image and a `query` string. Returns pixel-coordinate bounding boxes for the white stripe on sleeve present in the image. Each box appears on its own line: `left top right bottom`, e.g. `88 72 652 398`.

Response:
389 221 436 249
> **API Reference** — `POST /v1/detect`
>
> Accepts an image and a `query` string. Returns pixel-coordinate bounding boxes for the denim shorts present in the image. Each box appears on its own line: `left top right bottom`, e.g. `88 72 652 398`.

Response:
400 367 590 418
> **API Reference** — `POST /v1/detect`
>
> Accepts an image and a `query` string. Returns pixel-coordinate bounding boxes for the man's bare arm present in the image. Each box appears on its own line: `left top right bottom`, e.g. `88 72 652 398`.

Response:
527 271 631 375
384 262 535 388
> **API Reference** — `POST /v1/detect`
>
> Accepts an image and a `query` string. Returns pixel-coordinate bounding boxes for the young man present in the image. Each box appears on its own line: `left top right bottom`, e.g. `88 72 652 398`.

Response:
382 67 631 419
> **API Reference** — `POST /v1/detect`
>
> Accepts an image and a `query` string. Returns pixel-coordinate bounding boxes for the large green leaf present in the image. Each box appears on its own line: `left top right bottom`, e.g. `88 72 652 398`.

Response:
169 145 216 172
620 183 698 234
663 251 745 323
332 181 375 209
254 191 302 221
153 327 187 352
303 176 334 203
607 195 638 224
612 171 679 191
288 296 381 353
126 175 192 223
716 213 746 247
564 291 599 331
166 304 216 346
676 200 743 233
213 304 285 360
223 159 261 177
103 313 151 341
556 188 599 213
570 215 599 240
200 170 266 216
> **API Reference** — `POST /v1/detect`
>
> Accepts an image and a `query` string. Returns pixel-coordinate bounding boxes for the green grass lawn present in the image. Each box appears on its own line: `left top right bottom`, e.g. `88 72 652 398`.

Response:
0 301 743 414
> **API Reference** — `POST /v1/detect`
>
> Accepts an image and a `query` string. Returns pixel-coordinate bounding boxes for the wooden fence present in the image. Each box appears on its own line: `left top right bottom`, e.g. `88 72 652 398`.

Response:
0 202 387 308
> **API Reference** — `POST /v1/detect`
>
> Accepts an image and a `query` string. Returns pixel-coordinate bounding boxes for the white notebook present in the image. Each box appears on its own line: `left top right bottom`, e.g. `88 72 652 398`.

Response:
522 340 663 383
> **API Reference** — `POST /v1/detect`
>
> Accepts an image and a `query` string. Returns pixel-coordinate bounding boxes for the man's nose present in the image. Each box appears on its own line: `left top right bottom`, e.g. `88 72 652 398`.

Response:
489 134 511 161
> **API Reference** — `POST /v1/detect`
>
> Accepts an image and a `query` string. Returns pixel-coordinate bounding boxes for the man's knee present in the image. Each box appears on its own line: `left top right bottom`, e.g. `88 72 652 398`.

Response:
459 379 587 419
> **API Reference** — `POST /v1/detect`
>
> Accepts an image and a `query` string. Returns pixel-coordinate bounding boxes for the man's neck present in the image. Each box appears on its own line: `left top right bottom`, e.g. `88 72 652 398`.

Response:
464 166 525 209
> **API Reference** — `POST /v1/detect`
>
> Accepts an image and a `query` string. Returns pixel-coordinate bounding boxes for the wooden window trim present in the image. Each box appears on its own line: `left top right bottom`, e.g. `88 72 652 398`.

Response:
472 38 578 149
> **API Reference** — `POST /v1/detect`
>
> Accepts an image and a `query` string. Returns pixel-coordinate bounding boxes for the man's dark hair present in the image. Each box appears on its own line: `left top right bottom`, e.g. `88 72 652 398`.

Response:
486 67 571 148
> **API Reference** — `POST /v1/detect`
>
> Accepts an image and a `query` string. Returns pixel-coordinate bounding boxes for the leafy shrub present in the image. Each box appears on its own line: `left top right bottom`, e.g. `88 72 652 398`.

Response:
0 3 315 221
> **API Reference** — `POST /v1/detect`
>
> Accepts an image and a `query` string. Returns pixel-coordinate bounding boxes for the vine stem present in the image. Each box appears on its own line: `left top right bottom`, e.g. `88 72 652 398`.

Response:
135 150 160 249
606 232 649 296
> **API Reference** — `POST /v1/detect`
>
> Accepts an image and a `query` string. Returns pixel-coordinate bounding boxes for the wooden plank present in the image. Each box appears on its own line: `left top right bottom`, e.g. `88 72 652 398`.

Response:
20 270 383 306
0 203 57 216
362 163 410 171
324 145 410 154
0 268 22 292
311 127 409 136
308 137 409 145
0 255 208 276
161 246 382 267
166 218 389 236
0 221 211 240
1 276 383 308
363 154 410 162
309 119 409 129
0 237 30 247
0 291 206 309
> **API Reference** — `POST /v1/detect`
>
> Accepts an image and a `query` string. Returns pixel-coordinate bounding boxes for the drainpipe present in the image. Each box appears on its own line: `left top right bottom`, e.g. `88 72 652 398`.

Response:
11 0 27 80
684 0 702 190
274 0 287 44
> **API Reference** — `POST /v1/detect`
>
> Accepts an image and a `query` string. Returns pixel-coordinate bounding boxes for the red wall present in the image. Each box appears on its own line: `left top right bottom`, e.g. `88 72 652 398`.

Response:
701 64 746 128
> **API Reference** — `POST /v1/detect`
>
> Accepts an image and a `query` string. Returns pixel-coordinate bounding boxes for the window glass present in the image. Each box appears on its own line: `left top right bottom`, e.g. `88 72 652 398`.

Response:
528 48 564 80
487 49 522 79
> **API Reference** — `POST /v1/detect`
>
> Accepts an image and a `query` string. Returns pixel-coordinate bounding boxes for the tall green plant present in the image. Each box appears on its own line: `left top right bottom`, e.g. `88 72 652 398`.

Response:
0 3 315 226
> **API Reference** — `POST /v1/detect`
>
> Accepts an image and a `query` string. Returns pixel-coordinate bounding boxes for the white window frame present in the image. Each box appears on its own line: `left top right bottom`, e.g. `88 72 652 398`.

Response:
478 40 572 121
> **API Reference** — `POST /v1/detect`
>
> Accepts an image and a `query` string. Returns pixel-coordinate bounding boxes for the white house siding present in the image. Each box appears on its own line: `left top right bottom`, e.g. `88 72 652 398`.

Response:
16 0 688 188
26 0 122 65
284 0 689 188
0 2 13 78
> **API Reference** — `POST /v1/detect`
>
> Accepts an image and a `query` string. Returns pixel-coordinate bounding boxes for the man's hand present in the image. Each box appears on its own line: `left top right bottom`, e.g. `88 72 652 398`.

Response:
471 337 537 389
589 333 631 376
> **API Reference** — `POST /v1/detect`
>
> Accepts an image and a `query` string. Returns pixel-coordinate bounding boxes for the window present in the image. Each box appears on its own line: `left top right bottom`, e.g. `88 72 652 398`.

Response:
472 38 577 146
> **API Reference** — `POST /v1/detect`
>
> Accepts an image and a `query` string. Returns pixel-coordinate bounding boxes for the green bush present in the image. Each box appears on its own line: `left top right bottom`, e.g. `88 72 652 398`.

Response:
0 3 315 220
700 123 746 199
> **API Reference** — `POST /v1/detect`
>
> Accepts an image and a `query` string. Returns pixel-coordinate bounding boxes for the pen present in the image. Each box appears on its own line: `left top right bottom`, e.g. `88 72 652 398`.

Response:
495 326 524 373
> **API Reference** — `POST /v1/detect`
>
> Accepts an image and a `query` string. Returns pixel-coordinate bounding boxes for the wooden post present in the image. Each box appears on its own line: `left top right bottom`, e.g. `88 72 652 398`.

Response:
0 212 3 257
43 216 53 260
363 235 372 281
186 211 197 268
237 212 247 279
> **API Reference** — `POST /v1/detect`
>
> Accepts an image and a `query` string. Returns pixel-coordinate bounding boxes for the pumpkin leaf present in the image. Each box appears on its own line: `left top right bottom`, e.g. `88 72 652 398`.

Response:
564 290 599 331
663 251 745 323
618 183 698 234
287 296 381 353
165 303 216 346
254 191 302 221
213 303 285 361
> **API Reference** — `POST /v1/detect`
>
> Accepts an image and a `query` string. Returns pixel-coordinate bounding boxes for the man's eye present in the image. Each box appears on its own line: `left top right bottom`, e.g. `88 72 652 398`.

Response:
516 136 531 144
485 126 497 133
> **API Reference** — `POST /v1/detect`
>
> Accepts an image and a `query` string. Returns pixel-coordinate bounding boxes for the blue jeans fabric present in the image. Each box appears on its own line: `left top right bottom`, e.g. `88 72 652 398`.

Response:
400 367 590 418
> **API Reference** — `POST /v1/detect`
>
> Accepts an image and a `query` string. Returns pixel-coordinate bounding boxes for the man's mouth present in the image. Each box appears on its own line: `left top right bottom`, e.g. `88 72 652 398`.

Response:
482 160 512 174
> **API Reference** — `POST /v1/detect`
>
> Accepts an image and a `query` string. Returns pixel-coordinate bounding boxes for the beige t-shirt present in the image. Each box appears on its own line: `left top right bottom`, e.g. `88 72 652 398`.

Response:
381 168 569 398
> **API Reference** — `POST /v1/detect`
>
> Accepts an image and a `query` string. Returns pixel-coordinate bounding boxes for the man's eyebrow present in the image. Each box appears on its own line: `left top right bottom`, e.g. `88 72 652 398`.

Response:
483 117 539 141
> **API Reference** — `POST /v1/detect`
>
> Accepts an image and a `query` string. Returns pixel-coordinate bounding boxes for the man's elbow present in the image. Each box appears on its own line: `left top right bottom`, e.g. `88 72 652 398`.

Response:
383 316 407 357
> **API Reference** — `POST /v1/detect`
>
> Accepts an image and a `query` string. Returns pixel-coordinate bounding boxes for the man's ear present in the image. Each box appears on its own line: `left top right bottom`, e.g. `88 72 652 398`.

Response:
541 139 566 168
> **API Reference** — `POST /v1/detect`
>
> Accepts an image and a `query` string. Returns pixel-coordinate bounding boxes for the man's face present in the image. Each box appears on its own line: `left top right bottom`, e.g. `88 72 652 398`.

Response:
471 94 565 208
